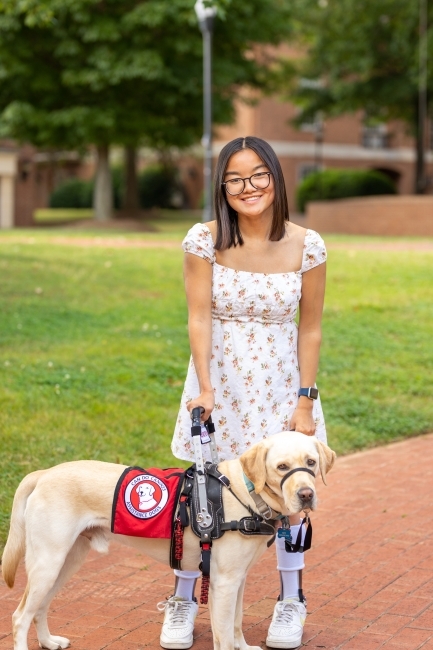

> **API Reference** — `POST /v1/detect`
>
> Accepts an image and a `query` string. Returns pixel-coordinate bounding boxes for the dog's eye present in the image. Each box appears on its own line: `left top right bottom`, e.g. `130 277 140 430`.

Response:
277 464 289 471
307 459 316 466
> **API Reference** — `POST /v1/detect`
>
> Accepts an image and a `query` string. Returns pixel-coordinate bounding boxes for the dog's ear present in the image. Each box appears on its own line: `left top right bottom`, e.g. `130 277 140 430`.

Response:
315 440 336 485
239 441 268 494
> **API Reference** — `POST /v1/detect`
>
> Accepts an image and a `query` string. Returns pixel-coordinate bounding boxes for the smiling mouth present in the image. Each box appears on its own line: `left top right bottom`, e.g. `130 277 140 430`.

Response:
241 195 262 202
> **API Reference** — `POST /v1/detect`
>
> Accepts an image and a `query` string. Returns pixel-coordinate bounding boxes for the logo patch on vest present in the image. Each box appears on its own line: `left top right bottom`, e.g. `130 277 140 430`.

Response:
124 474 169 519
111 466 185 539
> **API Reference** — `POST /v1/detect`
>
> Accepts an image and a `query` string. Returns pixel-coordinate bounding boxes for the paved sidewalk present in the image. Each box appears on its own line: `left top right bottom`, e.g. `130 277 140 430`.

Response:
1 434 433 649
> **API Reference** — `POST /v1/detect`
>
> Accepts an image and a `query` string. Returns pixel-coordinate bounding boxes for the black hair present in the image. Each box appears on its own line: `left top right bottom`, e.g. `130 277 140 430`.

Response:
214 136 290 250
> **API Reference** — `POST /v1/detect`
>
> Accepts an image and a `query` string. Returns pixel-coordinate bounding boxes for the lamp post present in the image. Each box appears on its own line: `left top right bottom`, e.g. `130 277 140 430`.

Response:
417 0 428 193
195 0 217 222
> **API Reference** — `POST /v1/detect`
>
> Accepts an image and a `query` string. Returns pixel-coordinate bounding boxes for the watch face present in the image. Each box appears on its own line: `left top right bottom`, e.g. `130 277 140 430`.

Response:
310 388 319 399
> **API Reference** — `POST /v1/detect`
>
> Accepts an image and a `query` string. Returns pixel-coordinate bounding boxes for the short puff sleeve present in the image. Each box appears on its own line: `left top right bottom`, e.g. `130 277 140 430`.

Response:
301 229 327 273
182 223 215 264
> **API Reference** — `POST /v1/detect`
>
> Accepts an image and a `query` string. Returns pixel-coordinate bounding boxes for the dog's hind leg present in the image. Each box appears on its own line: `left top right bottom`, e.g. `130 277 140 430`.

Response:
13 552 72 650
34 535 92 650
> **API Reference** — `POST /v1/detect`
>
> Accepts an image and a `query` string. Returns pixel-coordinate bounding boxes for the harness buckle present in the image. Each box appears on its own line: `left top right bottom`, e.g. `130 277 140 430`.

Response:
243 518 261 532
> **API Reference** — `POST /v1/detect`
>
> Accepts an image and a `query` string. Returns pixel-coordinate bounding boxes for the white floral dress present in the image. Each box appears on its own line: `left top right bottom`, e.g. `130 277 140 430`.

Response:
171 223 327 462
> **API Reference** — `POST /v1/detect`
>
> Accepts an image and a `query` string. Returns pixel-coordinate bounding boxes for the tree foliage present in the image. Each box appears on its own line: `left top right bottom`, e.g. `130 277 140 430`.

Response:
288 0 432 123
0 0 293 151
284 0 433 190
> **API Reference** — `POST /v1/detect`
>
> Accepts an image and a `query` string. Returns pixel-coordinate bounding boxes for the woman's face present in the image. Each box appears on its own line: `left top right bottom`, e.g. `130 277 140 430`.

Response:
223 148 275 219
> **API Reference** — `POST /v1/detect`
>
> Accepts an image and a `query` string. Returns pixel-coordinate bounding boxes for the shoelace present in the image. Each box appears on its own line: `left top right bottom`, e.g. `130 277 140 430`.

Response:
273 600 298 626
157 599 194 627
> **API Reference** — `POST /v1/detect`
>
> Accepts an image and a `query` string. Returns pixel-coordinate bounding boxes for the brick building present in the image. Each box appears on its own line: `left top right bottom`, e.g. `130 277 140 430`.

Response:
215 96 433 213
1 92 432 227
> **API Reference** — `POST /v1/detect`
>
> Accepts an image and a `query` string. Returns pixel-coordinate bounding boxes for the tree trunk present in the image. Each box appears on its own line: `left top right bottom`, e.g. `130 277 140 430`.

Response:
93 144 113 221
122 146 140 214
414 112 426 194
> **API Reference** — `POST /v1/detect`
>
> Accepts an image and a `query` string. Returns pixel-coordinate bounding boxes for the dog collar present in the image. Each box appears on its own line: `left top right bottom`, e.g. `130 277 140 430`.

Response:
243 473 255 492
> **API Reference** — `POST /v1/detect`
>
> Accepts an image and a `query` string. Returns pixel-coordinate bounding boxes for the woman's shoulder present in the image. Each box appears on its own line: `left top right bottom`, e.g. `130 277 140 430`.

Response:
182 221 216 264
300 227 327 272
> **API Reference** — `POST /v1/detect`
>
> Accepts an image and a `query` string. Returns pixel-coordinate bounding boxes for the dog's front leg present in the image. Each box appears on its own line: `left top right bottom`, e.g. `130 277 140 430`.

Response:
234 577 248 650
233 577 263 650
208 573 239 650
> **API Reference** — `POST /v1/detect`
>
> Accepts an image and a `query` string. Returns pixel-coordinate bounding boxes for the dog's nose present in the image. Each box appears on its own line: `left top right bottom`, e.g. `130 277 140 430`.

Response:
297 487 314 502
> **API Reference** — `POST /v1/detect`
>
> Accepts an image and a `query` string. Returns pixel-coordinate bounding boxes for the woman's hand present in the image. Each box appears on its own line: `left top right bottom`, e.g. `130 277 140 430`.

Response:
186 389 215 422
289 403 316 436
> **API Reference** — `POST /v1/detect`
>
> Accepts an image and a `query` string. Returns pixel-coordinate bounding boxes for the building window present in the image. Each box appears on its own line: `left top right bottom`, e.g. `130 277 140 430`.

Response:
300 116 319 133
297 163 321 182
362 124 389 149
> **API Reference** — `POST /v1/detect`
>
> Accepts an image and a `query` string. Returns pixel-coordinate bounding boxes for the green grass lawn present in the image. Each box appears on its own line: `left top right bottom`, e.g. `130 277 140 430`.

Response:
1 218 432 551
34 208 95 223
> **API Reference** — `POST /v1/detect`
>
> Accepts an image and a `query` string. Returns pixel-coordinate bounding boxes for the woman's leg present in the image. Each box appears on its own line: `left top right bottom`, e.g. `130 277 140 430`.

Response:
266 522 308 649
159 570 201 649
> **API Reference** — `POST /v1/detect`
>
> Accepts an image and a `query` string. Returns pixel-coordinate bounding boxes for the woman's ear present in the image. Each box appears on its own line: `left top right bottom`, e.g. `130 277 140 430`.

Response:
239 441 268 494
315 440 337 485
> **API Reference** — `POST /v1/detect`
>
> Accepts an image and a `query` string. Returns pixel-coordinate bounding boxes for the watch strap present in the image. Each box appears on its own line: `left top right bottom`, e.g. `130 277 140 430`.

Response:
298 387 319 400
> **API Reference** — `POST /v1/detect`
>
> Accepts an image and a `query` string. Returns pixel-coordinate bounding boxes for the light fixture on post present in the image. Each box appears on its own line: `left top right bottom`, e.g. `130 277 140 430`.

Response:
195 0 217 222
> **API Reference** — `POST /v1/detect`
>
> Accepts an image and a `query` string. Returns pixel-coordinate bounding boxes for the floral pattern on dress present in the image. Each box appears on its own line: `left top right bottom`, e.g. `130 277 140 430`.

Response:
172 223 327 462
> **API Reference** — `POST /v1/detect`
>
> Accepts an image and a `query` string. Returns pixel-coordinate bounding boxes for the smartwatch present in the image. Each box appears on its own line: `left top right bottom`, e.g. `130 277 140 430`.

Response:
298 387 319 400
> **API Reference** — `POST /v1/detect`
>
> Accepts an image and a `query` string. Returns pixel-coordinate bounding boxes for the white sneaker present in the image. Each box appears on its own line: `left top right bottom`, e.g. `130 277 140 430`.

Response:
157 596 198 649
266 598 307 649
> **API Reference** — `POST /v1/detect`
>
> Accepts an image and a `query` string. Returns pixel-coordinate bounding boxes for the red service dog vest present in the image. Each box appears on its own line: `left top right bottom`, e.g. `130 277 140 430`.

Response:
111 466 185 539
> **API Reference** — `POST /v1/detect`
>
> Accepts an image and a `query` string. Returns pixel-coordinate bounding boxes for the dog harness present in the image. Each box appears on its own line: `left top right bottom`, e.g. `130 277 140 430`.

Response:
111 409 313 605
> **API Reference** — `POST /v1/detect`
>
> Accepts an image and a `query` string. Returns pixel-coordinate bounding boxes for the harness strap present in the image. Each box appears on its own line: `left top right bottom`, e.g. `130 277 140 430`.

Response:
243 473 286 520
221 516 276 536
199 541 212 605
284 516 312 553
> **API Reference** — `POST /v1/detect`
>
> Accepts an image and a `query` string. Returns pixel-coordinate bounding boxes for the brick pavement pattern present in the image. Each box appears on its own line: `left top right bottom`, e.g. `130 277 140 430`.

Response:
1 434 433 650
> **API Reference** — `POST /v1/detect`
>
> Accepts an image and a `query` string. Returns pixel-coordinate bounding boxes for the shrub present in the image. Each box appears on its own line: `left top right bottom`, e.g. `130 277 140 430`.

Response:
49 165 185 211
49 178 93 209
138 165 184 209
49 172 123 210
296 168 397 213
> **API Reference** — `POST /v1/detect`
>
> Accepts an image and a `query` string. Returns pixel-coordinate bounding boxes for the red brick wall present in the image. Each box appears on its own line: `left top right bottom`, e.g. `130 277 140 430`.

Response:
306 196 433 236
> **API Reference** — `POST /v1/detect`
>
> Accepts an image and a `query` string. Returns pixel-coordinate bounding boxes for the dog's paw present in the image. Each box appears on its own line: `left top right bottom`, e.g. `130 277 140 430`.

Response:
39 635 71 650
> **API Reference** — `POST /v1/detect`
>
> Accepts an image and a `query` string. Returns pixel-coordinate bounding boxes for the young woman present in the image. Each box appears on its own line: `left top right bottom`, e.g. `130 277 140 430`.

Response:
159 137 327 650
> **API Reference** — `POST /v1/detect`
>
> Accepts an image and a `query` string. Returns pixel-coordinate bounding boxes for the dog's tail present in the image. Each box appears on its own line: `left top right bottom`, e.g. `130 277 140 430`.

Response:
1 469 47 588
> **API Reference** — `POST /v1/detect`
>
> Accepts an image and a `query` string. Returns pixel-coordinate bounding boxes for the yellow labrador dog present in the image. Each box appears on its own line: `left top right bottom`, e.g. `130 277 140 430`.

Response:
2 432 335 650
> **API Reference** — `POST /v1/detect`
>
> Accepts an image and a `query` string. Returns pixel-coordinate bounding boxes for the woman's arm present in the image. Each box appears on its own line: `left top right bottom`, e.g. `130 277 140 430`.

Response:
290 261 326 435
183 252 215 420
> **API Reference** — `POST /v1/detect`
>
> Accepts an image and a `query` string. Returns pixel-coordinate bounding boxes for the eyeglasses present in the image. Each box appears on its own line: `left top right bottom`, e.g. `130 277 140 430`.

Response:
222 172 272 196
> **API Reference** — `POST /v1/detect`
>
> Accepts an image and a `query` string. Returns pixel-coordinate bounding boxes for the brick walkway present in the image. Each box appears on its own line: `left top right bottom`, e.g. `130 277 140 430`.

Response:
1 434 433 649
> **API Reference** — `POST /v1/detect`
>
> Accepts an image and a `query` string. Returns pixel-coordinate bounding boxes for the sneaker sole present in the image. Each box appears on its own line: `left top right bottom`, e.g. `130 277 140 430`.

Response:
266 636 302 649
160 639 194 650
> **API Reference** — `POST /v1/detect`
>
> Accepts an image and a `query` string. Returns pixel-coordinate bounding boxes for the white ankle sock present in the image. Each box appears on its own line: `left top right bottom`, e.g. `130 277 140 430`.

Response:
276 524 306 600
173 569 201 601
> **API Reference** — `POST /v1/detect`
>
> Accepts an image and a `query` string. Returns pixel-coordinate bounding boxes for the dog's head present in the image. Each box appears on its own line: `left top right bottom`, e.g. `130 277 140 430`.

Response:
136 483 155 500
239 432 336 515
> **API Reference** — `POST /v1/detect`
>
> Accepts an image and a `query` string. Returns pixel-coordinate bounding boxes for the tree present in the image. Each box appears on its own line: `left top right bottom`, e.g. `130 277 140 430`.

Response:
0 0 294 219
284 0 433 193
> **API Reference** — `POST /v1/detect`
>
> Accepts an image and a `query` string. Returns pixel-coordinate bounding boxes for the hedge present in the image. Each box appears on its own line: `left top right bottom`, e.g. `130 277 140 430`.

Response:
49 178 94 209
296 168 397 213
49 165 183 210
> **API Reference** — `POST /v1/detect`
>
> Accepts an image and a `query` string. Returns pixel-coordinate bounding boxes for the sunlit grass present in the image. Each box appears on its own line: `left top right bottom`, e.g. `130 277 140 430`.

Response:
34 208 94 222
